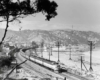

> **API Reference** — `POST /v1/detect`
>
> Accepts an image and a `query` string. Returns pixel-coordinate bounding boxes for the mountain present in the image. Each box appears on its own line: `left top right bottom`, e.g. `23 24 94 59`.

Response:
0 29 100 47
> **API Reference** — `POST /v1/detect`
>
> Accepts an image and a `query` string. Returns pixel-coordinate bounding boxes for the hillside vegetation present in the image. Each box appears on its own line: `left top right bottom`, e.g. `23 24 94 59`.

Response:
0 29 100 47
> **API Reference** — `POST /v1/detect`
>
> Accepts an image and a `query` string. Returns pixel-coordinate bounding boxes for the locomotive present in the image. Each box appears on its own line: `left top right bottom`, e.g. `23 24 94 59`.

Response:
20 50 60 72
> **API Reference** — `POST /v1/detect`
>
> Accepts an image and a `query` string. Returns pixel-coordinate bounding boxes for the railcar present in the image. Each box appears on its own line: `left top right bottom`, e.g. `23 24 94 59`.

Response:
20 51 60 72
30 55 60 71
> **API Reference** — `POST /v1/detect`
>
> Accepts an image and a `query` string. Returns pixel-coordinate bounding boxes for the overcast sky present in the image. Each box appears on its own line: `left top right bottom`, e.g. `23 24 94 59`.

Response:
1 0 100 32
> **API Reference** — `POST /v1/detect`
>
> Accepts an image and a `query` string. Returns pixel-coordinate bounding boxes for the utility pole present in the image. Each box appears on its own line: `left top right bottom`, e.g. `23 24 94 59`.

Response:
88 41 95 71
69 44 72 60
58 41 60 63
56 41 61 63
81 56 83 71
69 25 73 60
19 27 22 47
40 40 44 65
50 45 52 56
41 40 44 58
48 44 51 60
49 47 50 60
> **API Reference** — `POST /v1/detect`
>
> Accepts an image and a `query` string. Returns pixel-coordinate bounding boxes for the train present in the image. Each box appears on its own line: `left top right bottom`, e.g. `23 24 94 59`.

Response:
30 55 60 71
20 50 60 72
20 50 83 76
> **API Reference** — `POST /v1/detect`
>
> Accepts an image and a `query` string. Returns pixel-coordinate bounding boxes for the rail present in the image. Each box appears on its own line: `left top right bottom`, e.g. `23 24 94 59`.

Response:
20 49 93 80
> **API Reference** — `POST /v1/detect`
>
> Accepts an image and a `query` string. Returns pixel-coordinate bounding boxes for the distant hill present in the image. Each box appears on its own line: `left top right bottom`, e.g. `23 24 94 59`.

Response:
0 29 100 47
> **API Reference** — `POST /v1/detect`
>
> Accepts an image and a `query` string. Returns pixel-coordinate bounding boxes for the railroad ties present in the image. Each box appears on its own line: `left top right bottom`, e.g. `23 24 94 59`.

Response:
20 50 93 80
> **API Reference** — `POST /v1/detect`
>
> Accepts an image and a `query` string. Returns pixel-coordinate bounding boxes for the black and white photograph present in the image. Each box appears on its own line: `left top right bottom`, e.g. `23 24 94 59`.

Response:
0 0 100 80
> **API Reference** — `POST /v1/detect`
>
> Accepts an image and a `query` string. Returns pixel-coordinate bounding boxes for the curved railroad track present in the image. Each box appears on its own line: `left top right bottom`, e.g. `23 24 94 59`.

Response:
18 49 93 80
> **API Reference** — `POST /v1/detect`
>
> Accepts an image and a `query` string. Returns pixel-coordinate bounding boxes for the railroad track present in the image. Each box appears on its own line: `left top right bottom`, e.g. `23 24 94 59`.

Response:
27 58 92 80
19 51 64 79
60 72 92 80
17 53 48 78
20 51 93 80
61 73 80 80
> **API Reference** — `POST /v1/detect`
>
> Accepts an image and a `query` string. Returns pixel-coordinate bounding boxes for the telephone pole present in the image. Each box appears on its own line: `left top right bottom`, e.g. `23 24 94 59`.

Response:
81 56 83 71
50 45 52 56
48 44 51 60
56 41 61 63
69 45 72 60
49 47 50 60
88 41 95 71
69 25 73 60
41 40 44 58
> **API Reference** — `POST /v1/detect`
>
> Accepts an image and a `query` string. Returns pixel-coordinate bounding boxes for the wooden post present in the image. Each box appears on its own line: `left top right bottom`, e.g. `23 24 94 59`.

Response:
58 43 60 62
88 40 95 71
69 45 72 60
49 47 50 60
51 46 52 56
81 56 82 71
89 41 93 71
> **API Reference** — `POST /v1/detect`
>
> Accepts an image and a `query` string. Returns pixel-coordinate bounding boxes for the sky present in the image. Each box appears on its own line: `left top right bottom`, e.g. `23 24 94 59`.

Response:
0 0 100 32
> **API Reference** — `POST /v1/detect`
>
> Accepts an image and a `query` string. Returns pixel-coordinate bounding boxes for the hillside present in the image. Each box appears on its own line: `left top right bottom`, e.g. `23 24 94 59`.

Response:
0 29 100 47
